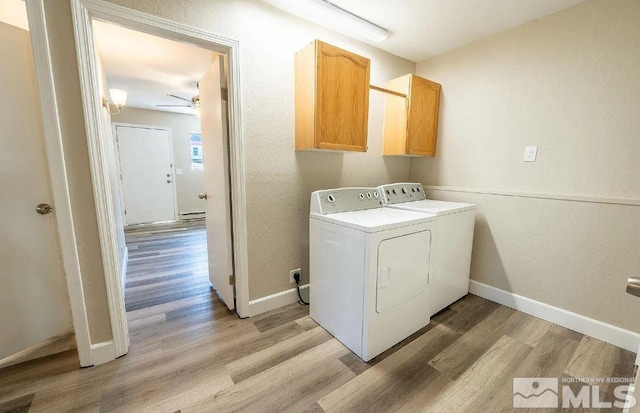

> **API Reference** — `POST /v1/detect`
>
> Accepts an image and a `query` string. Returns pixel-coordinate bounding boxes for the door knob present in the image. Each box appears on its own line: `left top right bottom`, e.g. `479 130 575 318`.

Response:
198 193 208 200
627 277 640 297
36 203 53 215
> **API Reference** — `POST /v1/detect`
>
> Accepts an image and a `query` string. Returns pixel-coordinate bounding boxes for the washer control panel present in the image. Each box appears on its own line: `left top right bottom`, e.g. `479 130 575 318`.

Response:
310 187 382 215
377 183 426 205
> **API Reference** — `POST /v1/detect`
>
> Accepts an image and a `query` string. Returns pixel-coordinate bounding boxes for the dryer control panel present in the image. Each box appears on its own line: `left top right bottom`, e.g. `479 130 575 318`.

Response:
310 187 382 215
377 183 426 205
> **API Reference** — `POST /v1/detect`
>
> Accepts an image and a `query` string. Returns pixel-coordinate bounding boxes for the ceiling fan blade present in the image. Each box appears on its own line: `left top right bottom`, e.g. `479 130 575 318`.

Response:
166 93 193 102
156 104 193 107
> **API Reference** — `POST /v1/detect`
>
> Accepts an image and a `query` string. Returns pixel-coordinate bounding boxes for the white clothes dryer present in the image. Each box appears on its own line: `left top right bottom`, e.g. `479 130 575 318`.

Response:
309 187 436 361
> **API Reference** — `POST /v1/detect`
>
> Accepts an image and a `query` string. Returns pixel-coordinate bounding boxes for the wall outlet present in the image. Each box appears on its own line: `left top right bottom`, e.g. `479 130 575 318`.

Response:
524 146 538 162
290 268 301 284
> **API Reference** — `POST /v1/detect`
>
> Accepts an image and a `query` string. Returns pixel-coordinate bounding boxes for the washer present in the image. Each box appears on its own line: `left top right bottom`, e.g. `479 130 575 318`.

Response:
309 187 436 362
378 183 476 316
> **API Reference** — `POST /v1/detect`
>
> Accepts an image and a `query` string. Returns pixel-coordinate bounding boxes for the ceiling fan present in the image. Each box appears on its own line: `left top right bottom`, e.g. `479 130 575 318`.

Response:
157 93 200 109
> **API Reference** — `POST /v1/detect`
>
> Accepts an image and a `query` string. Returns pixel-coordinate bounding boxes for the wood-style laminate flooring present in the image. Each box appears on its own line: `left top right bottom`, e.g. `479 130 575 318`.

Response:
0 224 635 412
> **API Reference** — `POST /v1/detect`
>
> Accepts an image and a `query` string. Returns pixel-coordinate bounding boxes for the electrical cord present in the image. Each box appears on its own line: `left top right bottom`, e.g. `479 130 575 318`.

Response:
293 272 309 306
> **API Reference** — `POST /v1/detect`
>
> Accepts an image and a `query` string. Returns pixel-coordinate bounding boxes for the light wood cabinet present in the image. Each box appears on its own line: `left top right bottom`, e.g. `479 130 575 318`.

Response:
295 40 371 152
382 74 441 156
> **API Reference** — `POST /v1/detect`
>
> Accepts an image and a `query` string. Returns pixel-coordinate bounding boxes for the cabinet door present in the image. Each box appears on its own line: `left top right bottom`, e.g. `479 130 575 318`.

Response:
315 41 370 151
407 76 440 156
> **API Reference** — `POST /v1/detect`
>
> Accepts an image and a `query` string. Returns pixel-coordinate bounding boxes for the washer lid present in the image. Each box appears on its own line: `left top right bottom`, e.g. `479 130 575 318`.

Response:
388 199 476 216
310 207 435 233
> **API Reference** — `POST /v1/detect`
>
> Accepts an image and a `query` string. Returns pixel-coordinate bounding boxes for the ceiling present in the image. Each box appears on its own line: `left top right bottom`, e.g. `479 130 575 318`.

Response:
1 0 586 112
92 20 213 115
276 0 586 62
0 0 28 31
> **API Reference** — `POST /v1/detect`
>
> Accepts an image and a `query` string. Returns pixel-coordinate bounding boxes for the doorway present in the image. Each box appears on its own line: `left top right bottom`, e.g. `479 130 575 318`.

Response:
63 0 250 364
91 15 235 332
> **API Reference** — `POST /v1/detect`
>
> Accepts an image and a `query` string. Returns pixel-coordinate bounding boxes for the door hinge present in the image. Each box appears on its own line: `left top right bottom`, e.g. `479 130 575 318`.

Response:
229 274 235 285
221 87 228 101
124 209 127 215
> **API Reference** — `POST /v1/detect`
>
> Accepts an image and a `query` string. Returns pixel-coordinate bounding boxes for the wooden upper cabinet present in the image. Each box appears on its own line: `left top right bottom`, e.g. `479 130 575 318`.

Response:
383 74 441 156
295 40 371 152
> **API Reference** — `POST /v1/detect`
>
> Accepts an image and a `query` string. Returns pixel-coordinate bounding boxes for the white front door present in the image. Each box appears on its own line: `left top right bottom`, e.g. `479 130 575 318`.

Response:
0 22 72 360
199 53 235 310
115 125 177 225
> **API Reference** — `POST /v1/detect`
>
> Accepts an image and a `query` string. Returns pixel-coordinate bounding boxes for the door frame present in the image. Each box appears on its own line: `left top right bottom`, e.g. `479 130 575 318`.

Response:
24 0 93 366
27 0 250 365
112 123 179 226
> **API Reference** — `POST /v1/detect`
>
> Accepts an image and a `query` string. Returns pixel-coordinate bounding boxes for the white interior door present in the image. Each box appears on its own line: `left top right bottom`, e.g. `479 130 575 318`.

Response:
0 22 72 360
115 125 177 225
200 53 235 310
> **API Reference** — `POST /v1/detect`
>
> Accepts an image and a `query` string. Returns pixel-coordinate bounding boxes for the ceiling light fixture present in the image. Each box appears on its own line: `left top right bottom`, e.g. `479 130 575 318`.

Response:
262 0 389 43
102 88 127 116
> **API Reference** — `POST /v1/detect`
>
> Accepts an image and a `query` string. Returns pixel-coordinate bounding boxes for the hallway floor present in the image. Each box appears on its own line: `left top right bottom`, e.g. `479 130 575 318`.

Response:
0 225 635 412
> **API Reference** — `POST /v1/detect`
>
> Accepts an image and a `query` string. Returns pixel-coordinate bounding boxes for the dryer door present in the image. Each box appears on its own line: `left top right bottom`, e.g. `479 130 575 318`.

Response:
376 230 431 313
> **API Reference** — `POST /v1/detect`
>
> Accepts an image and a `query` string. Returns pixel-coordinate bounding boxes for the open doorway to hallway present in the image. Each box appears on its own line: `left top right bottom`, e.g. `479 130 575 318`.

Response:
90 17 237 344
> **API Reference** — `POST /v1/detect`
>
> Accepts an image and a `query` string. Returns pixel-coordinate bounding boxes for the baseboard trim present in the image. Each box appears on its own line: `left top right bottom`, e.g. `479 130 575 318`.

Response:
90 340 116 366
469 280 640 352
0 328 75 369
247 285 309 317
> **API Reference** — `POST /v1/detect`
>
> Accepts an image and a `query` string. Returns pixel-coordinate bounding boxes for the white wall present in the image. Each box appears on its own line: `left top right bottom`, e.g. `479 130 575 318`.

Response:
0 21 73 358
410 0 640 332
114 107 204 215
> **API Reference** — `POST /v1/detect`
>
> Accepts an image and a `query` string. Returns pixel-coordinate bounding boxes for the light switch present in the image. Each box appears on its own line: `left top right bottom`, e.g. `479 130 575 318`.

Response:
524 146 538 162
176 168 184 175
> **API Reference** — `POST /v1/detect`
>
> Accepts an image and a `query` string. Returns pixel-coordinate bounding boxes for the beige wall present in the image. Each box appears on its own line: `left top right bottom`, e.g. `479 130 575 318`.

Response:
114 107 205 215
100 0 416 300
410 0 640 332
95 37 127 268
43 2 112 343
0 22 73 358
45 0 415 340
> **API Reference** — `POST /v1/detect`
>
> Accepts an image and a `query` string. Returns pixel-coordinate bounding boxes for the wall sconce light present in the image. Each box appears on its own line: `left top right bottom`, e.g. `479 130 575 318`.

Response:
102 88 128 115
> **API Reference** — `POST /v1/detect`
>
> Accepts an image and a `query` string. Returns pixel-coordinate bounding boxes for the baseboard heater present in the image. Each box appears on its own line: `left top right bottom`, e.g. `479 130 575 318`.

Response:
179 211 206 222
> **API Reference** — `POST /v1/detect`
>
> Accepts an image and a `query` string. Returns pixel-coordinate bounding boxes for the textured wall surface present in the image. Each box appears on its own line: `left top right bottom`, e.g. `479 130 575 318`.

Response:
44 2 113 343
114 107 204 215
102 0 415 299
95 36 127 271
410 0 640 332
45 0 415 337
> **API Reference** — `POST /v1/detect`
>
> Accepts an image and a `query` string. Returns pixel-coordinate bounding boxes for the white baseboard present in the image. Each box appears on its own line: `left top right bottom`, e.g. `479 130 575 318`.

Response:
247 285 309 317
469 280 640 352
90 340 115 366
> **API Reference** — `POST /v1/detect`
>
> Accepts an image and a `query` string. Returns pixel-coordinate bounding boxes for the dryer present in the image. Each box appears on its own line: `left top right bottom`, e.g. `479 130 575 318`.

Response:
309 187 436 361
378 183 476 316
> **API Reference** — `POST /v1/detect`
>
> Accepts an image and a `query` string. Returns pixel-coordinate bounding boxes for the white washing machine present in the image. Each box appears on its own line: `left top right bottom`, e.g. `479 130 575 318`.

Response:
309 187 436 361
378 183 476 316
